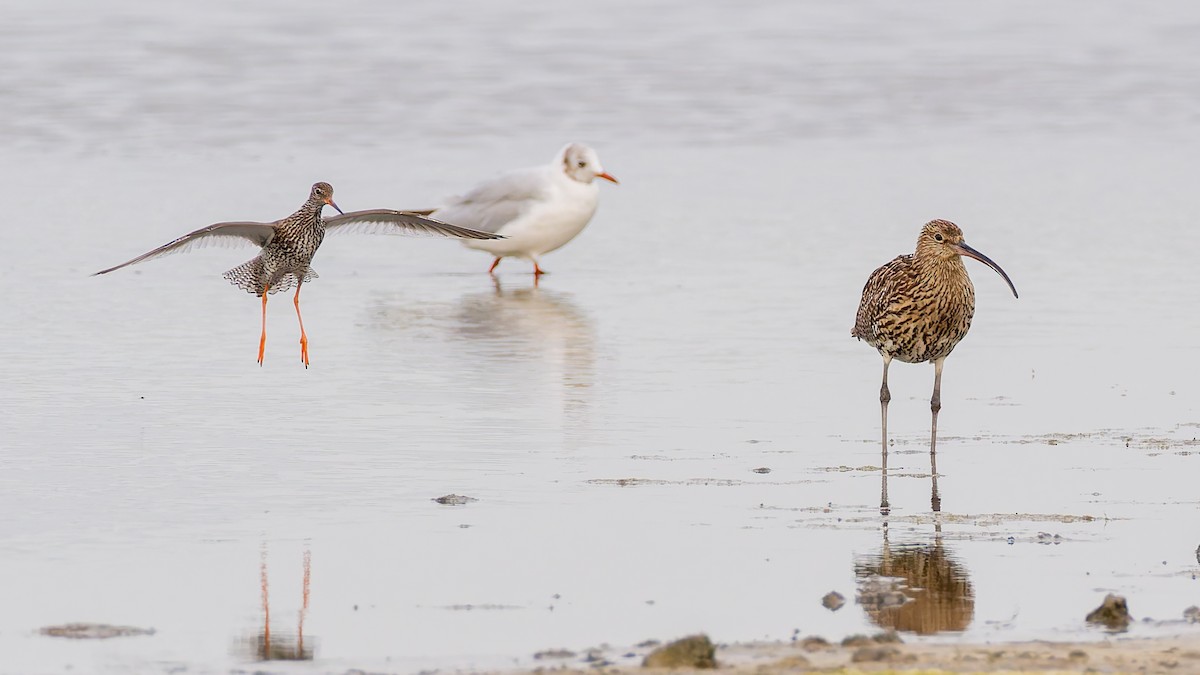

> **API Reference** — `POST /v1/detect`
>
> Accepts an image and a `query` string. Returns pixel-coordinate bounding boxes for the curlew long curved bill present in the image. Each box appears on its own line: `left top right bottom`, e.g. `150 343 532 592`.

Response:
954 242 1019 299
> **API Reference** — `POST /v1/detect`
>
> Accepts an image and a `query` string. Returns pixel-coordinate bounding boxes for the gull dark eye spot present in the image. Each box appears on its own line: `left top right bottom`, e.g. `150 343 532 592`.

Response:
577 161 586 168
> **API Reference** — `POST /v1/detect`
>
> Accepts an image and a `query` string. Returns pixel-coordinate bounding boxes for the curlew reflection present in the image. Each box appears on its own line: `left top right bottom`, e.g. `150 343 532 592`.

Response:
854 516 975 635
880 446 940 516
237 545 315 661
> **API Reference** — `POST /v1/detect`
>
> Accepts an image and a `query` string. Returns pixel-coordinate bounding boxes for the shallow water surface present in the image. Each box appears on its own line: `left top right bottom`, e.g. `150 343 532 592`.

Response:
1 1 1200 673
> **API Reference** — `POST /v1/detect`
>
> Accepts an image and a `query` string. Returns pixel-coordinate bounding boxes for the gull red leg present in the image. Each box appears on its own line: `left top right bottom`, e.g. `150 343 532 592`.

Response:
294 282 309 368
533 260 545 276
258 286 269 366
488 257 501 274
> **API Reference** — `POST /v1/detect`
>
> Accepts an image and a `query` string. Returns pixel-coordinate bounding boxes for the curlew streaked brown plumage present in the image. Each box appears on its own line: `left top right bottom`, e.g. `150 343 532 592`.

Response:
853 219 1018 513
94 182 502 367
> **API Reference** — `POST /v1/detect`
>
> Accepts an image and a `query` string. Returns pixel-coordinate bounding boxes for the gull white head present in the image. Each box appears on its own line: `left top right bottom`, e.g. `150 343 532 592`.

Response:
558 143 618 185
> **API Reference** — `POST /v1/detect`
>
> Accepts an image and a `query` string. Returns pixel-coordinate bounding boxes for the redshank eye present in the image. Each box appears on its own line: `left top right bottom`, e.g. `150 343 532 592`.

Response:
934 233 944 242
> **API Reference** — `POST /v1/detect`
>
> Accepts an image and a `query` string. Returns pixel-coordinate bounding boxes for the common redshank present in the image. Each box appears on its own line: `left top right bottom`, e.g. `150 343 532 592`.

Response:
95 182 501 367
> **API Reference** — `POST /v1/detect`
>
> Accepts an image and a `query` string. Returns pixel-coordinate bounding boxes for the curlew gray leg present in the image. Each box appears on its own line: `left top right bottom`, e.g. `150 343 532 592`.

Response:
258 286 270 366
930 357 945 455
930 447 942 512
880 355 893 514
929 357 945 511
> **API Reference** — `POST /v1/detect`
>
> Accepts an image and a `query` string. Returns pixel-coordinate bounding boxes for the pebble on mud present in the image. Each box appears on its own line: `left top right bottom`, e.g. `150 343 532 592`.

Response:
797 636 830 652
842 632 902 648
39 623 155 639
821 591 845 611
533 648 576 660
642 634 717 669
850 646 908 663
433 494 477 505
1086 593 1132 630
1184 606 1200 623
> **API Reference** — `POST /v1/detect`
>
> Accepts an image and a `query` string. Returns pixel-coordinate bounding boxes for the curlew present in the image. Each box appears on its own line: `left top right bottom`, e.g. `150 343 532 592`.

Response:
95 182 502 367
852 219 1018 512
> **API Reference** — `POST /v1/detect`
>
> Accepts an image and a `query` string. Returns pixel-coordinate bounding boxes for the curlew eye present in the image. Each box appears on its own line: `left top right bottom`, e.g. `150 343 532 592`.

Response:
934 233 945 242
577 161 587 168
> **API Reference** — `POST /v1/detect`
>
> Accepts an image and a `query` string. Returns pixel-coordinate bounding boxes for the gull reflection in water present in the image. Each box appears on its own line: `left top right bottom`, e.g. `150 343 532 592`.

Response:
369 277 597 439
236 545 315 661
853 513 975 635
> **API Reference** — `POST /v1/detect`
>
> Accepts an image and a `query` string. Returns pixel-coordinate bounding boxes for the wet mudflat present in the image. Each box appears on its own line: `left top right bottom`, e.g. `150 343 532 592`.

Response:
2 1 1200 673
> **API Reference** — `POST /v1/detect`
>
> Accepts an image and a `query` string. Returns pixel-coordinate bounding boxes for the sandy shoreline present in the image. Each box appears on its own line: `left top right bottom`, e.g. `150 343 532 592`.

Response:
492 633 1200 674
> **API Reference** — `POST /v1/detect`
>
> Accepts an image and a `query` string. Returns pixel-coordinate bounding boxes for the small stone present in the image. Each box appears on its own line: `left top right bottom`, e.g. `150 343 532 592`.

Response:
433 494 477 505
1184 606 1200 623
798 636 829 651
1068 649 1089 661
1085 593 1132 631
767 655 810 669
841 634 873 647
642 634 717 669
850 646 902 663
872 631 903 644
821 591 845 611
752 467 771 474
534 649 576 660
582 648 610 666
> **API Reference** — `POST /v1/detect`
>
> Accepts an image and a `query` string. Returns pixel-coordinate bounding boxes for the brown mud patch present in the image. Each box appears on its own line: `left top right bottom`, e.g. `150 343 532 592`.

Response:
496 634 1200 674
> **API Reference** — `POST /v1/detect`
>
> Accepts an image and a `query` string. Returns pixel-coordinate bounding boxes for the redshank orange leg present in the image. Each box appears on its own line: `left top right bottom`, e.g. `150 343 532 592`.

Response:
258 285 270 366
294 282 309 368
488 257 501 274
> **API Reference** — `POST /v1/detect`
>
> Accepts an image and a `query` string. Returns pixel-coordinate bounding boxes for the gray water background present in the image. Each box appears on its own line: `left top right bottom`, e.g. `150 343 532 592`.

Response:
1 1 1199 672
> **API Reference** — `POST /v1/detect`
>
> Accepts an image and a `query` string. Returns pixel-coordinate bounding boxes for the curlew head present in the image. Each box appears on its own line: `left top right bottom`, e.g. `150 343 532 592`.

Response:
558 143 619 185
917 219 1018 298
309 181 344 215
